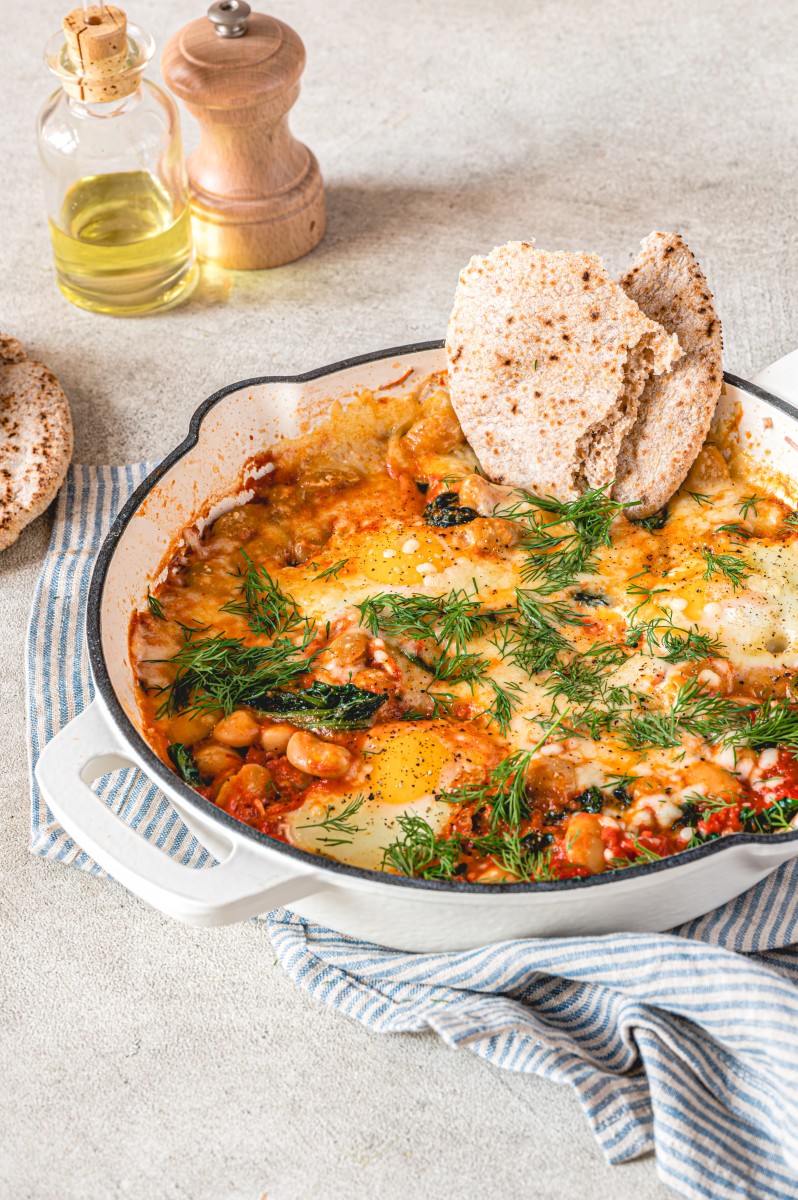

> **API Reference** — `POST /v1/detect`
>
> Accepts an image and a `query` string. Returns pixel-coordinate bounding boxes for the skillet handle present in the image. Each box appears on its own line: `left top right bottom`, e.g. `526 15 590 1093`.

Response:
753 348 798 407
34 699 321 927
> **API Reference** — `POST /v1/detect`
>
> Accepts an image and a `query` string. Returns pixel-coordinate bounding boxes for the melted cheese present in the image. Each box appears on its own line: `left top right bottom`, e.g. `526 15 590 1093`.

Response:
131 380 798 879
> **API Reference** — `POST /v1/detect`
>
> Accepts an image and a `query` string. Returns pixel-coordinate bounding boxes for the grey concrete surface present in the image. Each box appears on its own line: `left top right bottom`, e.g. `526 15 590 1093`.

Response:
2 1 796 1197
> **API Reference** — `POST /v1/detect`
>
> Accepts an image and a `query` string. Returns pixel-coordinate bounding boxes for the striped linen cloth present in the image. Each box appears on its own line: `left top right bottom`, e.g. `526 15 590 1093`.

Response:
27 464 798 1200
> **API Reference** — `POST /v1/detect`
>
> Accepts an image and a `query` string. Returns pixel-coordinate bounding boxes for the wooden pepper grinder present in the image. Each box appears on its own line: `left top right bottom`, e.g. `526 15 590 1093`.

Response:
162 0 326 269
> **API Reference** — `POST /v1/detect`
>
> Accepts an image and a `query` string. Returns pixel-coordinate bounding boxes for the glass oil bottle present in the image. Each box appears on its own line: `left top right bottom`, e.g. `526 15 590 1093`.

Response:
37 4 196 316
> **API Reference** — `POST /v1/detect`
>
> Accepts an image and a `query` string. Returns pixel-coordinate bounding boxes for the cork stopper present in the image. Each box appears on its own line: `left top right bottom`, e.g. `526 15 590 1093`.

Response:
61 5 135 102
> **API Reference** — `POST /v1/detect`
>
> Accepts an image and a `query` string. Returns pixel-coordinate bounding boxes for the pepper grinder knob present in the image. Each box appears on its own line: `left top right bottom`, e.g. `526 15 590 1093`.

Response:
207 1 250 39
162 5 325 270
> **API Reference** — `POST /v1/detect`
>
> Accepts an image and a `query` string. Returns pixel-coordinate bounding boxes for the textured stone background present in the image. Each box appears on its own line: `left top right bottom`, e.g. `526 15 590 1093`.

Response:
2 1 797 1196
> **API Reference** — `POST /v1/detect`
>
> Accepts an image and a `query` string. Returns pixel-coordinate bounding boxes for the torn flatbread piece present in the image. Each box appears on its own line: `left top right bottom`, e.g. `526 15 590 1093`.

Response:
446 241 682 500
0 334 73 552
614 231 723 518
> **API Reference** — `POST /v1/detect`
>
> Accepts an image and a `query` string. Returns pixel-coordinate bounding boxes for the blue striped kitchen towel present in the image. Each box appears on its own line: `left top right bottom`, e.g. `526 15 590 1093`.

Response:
27 464 798 1200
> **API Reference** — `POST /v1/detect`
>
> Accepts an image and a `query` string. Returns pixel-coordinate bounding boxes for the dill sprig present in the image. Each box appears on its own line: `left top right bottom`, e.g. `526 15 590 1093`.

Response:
784 511 798 529
715 522 751 539
658 626 726 663
497 486 627 594
410 648 489 686
470 832 556 881
380 815 463 879
686 491 713 507
741 798 798 834
221 552 308 637
722 698 798 752
739 495 761 519
701 548 750 590
442 712 569 830
626 579 669 622
625 609 726 663
313 558 349 582
380 818 557 882
616 678 752 750
482 678 524 735
610 838 664 868
357 585 511 654
147 591 166 620
442 749 534 829
541 640 634 738
298 794 366 847
154 627 317 719
515 588 585 632
544 642 626 709
489 589 583 678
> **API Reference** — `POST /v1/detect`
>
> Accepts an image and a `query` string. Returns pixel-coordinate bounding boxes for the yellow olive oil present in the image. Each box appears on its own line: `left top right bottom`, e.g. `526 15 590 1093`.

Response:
48 170 196 316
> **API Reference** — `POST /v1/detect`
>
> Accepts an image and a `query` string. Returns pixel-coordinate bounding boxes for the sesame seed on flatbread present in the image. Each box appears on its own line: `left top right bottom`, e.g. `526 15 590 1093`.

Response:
613 232 723 518
0 335 73 552
445 241 682 501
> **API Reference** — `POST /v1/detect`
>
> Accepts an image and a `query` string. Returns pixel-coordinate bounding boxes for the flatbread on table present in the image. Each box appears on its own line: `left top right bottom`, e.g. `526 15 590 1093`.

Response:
445 241 682 501
613 232 723 517
0 335 73 552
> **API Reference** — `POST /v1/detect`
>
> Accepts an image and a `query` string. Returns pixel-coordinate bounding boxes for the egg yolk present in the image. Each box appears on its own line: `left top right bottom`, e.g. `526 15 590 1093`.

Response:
347 527 452 587
364 723 452 803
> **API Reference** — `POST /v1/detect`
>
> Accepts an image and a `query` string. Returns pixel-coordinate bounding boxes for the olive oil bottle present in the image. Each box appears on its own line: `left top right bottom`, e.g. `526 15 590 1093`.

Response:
37 5 195 316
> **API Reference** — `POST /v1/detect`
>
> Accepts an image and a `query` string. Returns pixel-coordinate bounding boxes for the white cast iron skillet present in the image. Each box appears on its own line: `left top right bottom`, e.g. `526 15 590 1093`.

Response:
35 342 798 952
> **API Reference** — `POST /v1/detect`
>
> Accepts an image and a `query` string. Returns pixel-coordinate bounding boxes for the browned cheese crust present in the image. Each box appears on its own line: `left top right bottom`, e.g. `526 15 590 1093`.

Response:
445 241 682 500
614 232 723 518
0 335 73 551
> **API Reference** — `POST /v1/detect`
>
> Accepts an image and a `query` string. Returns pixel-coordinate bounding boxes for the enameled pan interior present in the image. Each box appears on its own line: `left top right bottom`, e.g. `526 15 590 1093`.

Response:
86 342 798 894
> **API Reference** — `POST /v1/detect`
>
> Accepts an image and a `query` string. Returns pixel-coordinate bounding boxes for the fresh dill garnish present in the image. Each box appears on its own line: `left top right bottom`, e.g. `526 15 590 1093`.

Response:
482 678 524 735
784 511 798 529
443 750 533 829
379 816 558 882
739 495 761 519
221 552 308 637
416 649 489 685
313 558 349 582
658 626 726 663
515 588 585 631
442 712 568 829
722 697 798 752
357 585 511 654
489 588 583 678
541 639 633 738
470 832 555 881
688 791 739 814
740 797 798 834
544 642 625 709
147 591 166 620
610 838 663 868
625 609 726 663
686 829 719 850
700 548 750 590
154 627 317 718
626 580 669 622
380 815 463 879
415 691 457 720
715 522 751 539
298 794 366 847
687 491 713 507
616 678 752 750
497 486 627 594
